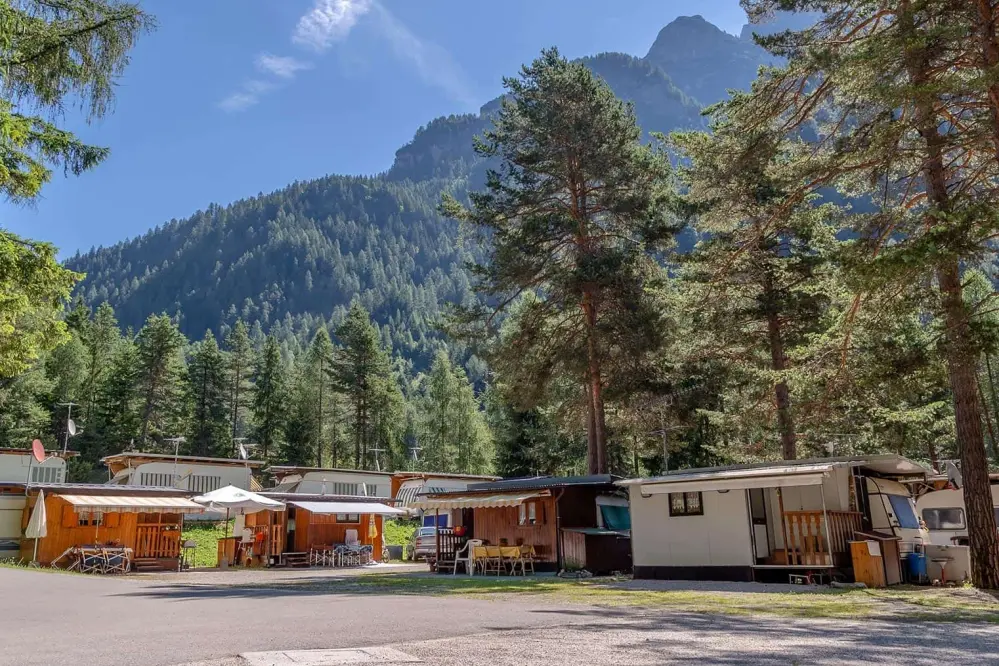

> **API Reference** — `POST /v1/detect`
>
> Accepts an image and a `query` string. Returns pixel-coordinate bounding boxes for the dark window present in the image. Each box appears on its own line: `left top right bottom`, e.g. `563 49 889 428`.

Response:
887 494 920 530
600 504 631 530
334 513 360 523
922 508 965 531
669 492 703 517
77 511 103 527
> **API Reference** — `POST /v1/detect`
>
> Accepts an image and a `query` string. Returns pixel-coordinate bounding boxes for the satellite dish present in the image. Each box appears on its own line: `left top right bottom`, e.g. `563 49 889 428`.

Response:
238 443 248 460
67 419 77 436
31 439 45 463
946 461 963 489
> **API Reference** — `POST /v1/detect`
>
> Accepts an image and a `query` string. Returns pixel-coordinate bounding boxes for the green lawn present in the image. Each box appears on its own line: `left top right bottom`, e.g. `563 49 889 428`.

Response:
333 574 999 623
181 520 232 568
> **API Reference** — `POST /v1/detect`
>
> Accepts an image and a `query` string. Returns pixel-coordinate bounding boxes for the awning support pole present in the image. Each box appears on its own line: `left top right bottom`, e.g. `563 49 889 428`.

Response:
435 509 441 568
777 489 790 566
820 483 833 565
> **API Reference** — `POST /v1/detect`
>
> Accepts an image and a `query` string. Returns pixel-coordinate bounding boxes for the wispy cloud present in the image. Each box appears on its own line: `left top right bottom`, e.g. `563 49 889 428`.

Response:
293 0 373 52
220 0 476 112
218 80 275 112
370 2 477 109
256 53 312 79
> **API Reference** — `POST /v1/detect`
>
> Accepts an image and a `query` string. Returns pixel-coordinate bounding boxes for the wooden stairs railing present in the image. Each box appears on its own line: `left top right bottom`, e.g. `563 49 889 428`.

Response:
783 510 863 566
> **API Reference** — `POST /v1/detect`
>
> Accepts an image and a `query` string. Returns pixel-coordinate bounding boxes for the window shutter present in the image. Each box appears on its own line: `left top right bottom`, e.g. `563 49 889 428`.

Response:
105 513 121 528
62 505 77 528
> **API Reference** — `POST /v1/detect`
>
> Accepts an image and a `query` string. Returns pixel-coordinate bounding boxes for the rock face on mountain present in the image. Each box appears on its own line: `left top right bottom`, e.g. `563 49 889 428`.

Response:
645 15 773 107
67 13 803 365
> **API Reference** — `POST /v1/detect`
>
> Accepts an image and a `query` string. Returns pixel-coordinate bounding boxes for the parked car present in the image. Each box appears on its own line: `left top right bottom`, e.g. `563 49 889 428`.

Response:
407 526 438 561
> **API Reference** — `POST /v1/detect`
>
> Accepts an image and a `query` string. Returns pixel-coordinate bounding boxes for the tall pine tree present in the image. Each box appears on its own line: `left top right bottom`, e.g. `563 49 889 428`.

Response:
187 330 230 457
251 335 286 460
442 48 678 474
135 314 186 449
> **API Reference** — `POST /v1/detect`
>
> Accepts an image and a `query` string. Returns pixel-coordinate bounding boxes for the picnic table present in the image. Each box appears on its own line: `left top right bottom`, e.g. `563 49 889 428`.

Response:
470 545 536 575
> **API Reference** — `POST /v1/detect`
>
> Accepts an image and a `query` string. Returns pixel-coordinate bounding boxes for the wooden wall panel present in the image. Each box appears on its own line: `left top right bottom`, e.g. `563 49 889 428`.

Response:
561 530 586 569
289 509 382 556
472 498 557 562
18 494 189 565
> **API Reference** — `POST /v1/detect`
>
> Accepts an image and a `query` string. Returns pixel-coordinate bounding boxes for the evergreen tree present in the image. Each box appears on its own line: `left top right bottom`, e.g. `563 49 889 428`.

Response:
282 359 316 467
415 350 492 473
671 105 838 460
305 327 335 467
442 48 678 474
740 0 999 587
0 360 53 448
92 336 141 457
80 302 120 424
224 319 253 454
333 302 398 469
251 335 287 460
187 330 230 456
135 314 186 449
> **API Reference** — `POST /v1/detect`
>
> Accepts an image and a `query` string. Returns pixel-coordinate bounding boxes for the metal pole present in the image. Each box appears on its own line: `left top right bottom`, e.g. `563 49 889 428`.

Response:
820 483 834 566
777 488 790 565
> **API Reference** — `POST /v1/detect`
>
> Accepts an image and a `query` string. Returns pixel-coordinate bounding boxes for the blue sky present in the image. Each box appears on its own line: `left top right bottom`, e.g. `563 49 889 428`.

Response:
5 0 749 255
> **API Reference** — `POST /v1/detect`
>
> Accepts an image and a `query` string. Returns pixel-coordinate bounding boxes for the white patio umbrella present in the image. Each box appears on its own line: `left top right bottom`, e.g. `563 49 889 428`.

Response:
192 486 285 514
191 486 284 567
25 490 47 565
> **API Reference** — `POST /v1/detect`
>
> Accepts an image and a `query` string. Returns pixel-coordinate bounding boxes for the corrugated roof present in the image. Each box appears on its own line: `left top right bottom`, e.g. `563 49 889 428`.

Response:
266 466 392 478
101 451 265 467
17 482 197 497
462 474 619 494
618 454 929 486
261 492 396 502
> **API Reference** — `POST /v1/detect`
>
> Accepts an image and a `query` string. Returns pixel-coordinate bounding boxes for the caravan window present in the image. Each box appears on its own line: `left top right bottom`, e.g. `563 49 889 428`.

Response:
922 508 965 530
887 494 920 529
669 492 703 517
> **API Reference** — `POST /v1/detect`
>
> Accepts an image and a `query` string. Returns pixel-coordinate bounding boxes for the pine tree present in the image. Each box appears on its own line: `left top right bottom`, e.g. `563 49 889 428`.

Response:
333 302 397 469
415 350 492 473
93 336 141 457
740 0 999 587
252 335 287 460
282 359 317 467
224 319 253 454
671 104 838 460
187 330 230 457
80 302 120 424
442 48 678 474
305 327 335 467
135 314 186 449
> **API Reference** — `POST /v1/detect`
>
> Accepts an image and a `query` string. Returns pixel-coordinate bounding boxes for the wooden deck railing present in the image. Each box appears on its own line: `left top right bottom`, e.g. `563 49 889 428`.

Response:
783 510 863 566
435 528 466 564
135 525 181 559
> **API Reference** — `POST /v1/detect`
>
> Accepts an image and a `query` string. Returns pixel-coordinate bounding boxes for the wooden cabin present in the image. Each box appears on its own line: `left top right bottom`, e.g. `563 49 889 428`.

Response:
18 484 204 570
391 472 500 527
415 475 631 574
232 494 406 567
622 455 929 584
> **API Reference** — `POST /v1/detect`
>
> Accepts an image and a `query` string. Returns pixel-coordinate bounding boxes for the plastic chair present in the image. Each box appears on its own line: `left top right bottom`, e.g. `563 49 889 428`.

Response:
518 545 535 575
453 539 483 576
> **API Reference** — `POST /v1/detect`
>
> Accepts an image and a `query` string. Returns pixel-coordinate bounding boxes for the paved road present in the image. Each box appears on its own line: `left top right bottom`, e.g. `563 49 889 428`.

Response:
2 567 997 666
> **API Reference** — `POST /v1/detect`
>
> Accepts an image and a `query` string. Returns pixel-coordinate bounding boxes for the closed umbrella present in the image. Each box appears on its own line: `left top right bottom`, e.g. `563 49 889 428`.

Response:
368 514 378 540
25 490 47 565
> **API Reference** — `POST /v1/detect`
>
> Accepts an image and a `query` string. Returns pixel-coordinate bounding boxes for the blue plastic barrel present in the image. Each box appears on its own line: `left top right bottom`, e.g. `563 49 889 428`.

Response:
907 552 928 582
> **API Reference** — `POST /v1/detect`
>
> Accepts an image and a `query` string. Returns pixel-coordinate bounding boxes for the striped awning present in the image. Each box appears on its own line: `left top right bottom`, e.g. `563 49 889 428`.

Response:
412 491 549 511
60 495 205 514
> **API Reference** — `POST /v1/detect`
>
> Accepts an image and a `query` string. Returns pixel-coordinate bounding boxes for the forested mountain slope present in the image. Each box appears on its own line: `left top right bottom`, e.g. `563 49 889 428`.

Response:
66 17 769 369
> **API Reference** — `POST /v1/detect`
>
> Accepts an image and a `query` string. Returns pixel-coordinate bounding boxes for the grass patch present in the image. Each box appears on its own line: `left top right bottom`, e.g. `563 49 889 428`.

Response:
181 520 232 568
334 574 999 623
0 558 81 575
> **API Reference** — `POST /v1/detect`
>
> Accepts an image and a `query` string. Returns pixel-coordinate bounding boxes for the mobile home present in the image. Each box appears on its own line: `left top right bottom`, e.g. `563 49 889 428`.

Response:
0 449 76 559
622 455 929 583
915 475 999 547
391 472 500 527
268 466 392 499
103 452 265 492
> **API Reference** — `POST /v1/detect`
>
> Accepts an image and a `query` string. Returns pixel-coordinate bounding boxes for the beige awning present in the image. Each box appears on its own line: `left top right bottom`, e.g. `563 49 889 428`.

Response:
412 491 549 511
638 464 832 496
289 501 406 516
60 495 205 514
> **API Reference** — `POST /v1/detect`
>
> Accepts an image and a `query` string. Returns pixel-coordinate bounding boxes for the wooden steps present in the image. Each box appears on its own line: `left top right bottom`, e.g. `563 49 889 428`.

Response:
281 552 310 568
131 557 179 572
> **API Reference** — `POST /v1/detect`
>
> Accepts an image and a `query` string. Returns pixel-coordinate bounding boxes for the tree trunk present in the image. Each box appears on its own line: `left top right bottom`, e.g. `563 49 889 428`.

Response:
766 303 796 460
939 261 999 588
903 2 999 588
971 0 999 161
230 362 241 458
585 384 597 475
583 294 608 474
